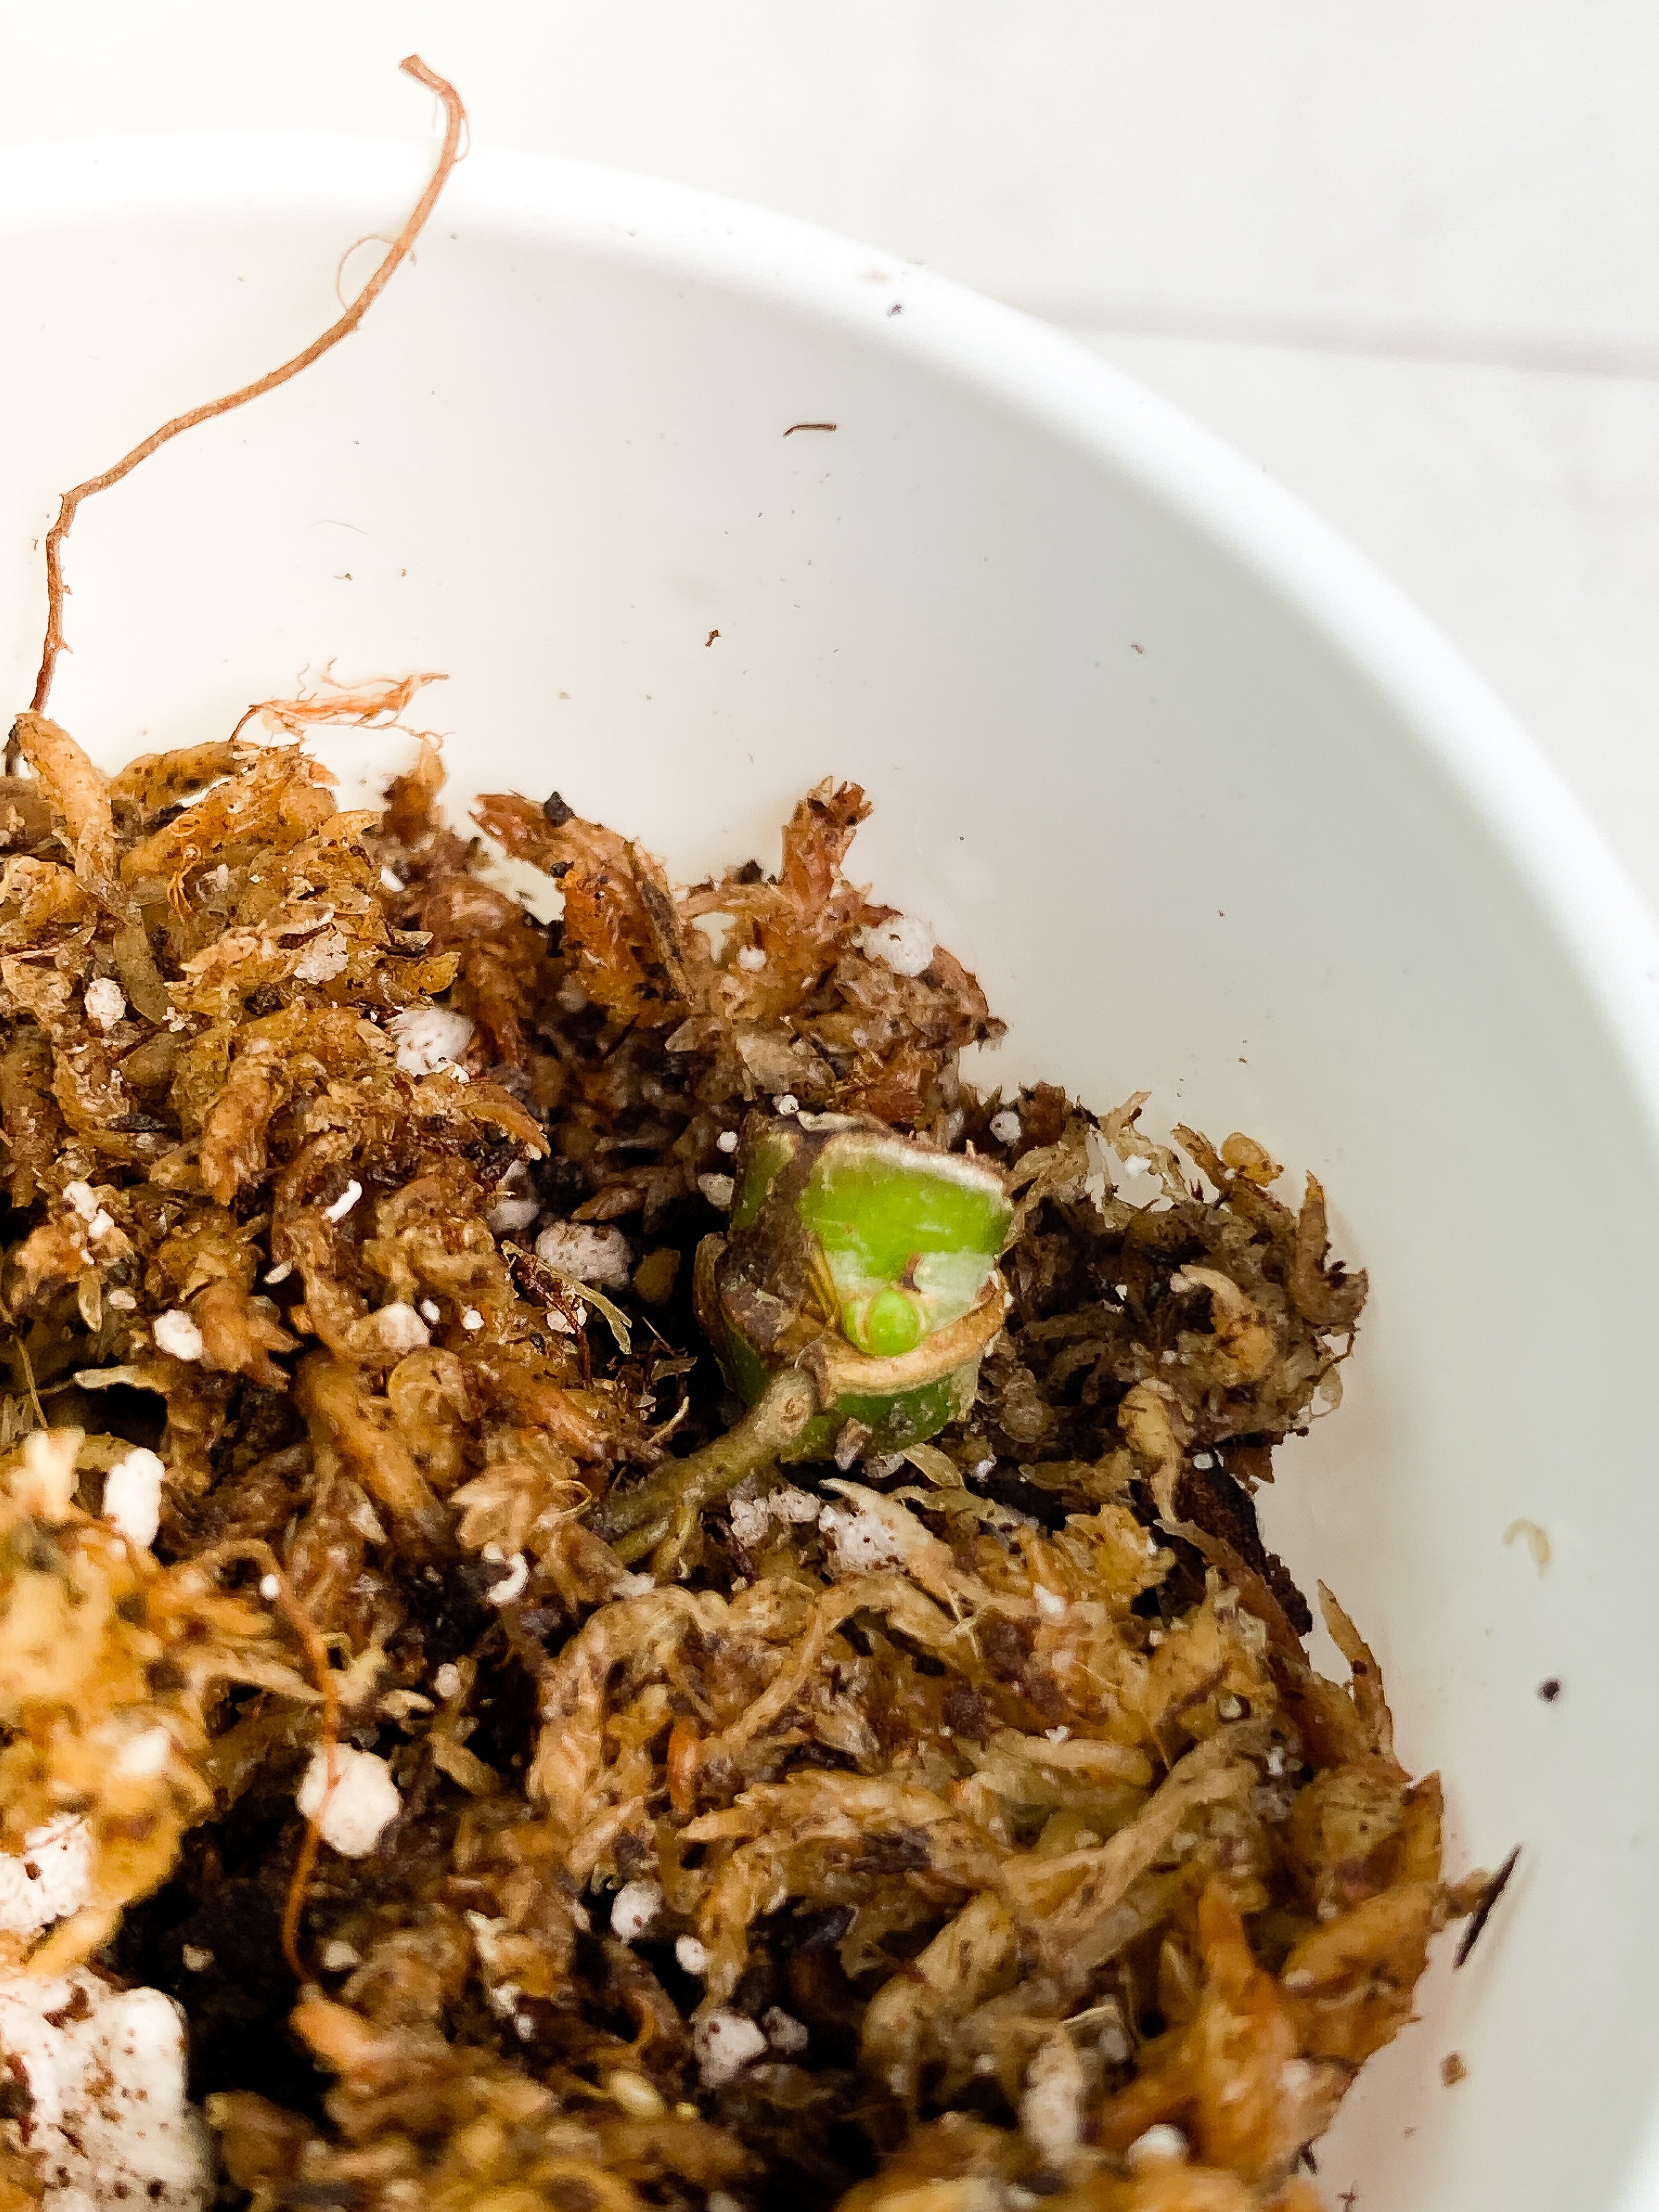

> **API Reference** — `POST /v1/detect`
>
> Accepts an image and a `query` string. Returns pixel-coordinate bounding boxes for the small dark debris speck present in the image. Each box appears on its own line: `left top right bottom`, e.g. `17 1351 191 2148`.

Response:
1440 2052 1468 2086
798 1903 854 1950
1538 1676 1561 1702
857 1829 930 1875
541 792 574 828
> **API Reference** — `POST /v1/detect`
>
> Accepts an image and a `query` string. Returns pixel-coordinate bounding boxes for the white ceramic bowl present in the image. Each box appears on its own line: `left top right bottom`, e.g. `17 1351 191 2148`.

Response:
3 133 1658 2212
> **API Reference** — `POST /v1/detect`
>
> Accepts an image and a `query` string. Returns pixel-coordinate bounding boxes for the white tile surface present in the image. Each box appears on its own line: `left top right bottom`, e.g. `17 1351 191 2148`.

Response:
1080 331 1659 916
2 2 1657 360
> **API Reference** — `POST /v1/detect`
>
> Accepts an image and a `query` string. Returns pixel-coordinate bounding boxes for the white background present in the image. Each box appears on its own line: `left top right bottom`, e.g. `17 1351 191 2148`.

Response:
3 2 1656 914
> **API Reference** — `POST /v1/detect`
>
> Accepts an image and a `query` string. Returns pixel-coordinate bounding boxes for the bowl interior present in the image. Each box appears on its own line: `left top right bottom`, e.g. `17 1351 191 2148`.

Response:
2 133 1658 2212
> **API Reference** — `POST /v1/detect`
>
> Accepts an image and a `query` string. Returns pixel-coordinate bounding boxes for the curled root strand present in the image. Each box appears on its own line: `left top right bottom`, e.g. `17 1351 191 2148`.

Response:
26 54 466 722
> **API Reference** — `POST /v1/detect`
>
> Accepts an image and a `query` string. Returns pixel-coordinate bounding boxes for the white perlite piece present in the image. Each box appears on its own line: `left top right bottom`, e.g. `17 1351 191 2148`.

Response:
487 1194 540 1237
152 1310 204 1363
1033 1584 1068 1621
0 1818 90 1934
347 1496 387 1544
461 1308 484 1333
1095 2012 1132 2068
62 1189 116 1246
114 1727 172 1780
487 1553 529 1606
371 1302 430 1356
296 1746 401 1858
692 2007 767 2089
819 1498 910 1577
674 1935 710 1976
293 927 351 985
533 1221 631 1290
727 1486 822 1549
761 2005 809 2055
610 1879 663 1945
1280 2057 1314 2100
322 1180 363 1223
1126 2124 1188 2169
0 1970 212 2212
715 1128 738 1154
696 1173 734 1210
1020 2030 1086 2160
989 1108 1022 1146
857 914 935 978
389 1004 475 1076
735 945 767 972
102 1447 166 1550
432 1663 462 1701
83 977 126 1033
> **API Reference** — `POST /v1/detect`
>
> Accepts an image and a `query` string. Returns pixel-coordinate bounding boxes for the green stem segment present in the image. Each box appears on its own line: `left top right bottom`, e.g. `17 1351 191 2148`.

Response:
699 1112 1013 1463
592 1116 1014 1567
592 1370 819 1560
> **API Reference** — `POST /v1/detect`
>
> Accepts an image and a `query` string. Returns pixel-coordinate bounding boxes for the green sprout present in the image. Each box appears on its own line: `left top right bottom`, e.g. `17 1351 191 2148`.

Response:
592 1114 1012 1566
710 1113 1012 1458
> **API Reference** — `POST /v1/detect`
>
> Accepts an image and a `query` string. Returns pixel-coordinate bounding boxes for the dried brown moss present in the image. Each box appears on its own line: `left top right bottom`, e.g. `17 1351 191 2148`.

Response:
0 724 1462 2212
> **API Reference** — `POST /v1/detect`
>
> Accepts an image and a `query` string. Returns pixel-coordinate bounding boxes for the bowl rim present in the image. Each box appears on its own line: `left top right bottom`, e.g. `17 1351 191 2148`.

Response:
5 127 1658 1120
7 124 1659 2210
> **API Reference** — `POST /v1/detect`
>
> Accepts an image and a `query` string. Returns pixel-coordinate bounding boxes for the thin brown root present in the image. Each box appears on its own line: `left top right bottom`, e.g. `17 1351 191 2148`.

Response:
194 1539 338 1980
270 1571 341 1982
230 668 448 745
281 1816 326 1987
1 1305 46 1433
22 54 466 731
